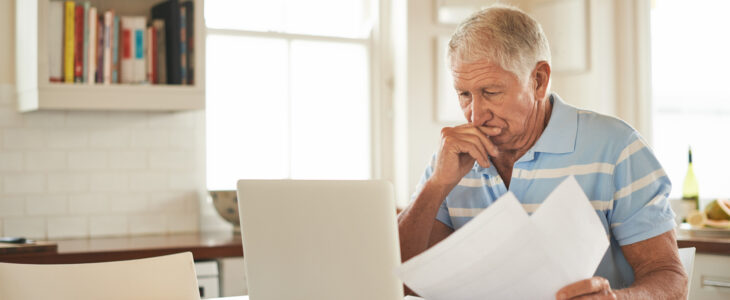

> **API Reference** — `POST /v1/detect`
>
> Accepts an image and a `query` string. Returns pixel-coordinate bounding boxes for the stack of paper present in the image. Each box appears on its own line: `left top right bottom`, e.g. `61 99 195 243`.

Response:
396 176 609 300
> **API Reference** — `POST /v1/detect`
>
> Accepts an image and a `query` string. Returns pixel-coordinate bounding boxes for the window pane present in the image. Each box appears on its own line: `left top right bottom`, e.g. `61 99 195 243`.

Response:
290 41 370 179
205 0 285 32
206 35 289 190
651 0 730 202
284 0 372 38
205 0 372 38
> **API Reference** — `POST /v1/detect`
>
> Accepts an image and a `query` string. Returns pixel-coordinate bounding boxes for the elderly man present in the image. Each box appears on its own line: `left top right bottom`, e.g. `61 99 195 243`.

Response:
397 5 687 299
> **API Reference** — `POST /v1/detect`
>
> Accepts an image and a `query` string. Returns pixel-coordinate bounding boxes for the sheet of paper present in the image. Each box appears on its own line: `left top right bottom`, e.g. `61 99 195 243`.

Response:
395 176 609 300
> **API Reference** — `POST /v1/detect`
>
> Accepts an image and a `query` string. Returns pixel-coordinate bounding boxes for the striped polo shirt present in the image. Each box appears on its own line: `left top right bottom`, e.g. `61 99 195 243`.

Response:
413 93 676 289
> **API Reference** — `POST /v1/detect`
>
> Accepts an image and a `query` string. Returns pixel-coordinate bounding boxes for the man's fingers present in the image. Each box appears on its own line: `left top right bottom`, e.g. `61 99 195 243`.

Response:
477 126 502 136
453 134 491 166
556 277 611 300
450 140 489 168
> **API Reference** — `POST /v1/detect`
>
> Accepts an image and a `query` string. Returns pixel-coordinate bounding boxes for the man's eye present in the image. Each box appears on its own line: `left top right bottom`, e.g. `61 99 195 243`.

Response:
483 90 498 96
459 91 470 97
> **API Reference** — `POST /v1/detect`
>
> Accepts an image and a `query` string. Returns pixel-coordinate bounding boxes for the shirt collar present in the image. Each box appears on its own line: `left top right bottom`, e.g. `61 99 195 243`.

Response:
531 92 578 154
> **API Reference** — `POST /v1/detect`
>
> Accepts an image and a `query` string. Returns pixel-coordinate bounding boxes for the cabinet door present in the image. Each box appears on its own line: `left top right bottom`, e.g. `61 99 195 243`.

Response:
219 257 248 296
690 253 730 300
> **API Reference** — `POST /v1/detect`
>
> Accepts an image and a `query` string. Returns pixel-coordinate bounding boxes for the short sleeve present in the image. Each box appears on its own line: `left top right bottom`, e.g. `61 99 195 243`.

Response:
609 133 676 246
410 153 454 229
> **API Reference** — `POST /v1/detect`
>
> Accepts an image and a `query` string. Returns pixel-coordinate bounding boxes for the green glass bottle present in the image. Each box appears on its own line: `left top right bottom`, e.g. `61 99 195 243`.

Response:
682 147 699 210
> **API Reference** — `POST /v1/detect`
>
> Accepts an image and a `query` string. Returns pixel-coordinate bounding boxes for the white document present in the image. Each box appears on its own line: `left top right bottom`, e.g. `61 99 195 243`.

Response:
395 176 609 300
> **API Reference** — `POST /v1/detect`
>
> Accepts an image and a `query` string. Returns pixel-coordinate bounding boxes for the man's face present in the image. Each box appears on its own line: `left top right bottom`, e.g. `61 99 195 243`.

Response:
451 59 540 151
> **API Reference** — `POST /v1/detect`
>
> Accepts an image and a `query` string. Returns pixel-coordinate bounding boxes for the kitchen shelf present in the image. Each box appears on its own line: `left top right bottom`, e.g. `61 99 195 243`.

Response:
15 0 205 112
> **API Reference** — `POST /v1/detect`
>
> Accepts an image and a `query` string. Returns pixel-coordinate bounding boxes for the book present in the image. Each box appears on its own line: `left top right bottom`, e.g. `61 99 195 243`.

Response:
82 1 90 83
48 1 64 83
179 5 187 85
103 11 114 84
146 26 156 83
182 1 194 85
96 17 103 83
87 6 97 84
152 19 167 84
120 16 147 83
151 0 182 84
112 15 120 83
74 4 83 82
63 1 75 83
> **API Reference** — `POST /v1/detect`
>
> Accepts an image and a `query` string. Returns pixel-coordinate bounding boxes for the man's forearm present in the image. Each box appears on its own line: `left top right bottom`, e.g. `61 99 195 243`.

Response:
615 268 688 299
397 180 453 262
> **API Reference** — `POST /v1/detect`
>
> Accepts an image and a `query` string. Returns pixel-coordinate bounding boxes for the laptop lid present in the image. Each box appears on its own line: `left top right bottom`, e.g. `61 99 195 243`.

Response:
237 180 404 300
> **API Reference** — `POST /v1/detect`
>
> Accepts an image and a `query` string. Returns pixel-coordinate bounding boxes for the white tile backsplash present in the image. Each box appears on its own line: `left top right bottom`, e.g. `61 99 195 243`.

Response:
0 84 207 239
47 216 88 238
69 194 110 214
3 217 46 239
4 173 45 194
0 196 24 217
25 151 66 171
68 151 108 170
0 152 23 171
23 111 66 128
109 193 148 213
167 213 199 233
26 195 68 215
88 129 131 148
88 172 129 192
131 129 169 148
109 151 146 170
129 172 168 191
48 173 88 192
3 128 45 149
149 151 194 170
129 214 167 235
89 215 128 236
46 129 88 149
0 106 23 127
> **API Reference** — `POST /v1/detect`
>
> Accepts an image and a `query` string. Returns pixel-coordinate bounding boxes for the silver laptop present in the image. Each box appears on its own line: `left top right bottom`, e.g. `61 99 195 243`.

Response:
236 180 404 300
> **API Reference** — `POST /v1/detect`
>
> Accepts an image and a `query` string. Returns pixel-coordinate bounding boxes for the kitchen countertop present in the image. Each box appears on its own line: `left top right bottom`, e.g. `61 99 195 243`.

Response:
1 229 728 264
0 231 242 264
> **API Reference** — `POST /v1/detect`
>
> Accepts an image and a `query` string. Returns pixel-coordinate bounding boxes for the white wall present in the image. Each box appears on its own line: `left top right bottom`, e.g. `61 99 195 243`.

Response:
0 0 227 239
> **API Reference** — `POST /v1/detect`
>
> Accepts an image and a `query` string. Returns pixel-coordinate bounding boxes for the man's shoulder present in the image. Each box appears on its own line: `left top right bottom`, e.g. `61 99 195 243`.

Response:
575 109 639 144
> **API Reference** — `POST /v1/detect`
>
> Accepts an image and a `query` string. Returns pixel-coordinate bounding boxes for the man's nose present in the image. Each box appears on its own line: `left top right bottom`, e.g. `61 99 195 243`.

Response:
471 97 493 126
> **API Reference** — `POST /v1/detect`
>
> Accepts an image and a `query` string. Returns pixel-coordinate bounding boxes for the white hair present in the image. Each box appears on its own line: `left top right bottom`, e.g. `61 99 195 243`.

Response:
448 4 551 84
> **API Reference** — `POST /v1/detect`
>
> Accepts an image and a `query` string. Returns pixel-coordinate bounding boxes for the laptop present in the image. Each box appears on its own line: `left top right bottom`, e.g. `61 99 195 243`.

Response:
236 180 404 300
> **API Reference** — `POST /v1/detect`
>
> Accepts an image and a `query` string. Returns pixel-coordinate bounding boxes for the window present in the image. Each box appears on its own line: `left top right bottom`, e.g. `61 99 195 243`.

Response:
651 0 730 202
205 0 374 190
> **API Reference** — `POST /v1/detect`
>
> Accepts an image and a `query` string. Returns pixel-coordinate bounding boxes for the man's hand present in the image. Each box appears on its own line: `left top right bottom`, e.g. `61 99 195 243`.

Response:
431 124 501 187
556 277 616 300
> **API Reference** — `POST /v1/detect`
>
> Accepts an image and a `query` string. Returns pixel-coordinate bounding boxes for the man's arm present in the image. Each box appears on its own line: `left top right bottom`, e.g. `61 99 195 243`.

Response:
615 230 687 299
556 230 687 299
398 180 455 263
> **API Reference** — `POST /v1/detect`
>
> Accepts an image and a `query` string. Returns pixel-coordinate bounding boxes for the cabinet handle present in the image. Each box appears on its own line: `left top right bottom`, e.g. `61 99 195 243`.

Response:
703 279 730 288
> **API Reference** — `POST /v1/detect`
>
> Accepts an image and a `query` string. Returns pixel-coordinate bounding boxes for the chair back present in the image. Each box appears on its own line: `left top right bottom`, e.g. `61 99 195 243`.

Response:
0 252 200 300
678 247 696 300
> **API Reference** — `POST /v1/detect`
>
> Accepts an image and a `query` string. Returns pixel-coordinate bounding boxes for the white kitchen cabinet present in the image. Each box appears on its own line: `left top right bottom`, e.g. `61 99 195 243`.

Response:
689 253 730 299
219 257 248 296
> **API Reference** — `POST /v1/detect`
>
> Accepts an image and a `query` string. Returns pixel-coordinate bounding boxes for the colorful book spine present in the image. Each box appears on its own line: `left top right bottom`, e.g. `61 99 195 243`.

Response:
182 1 194 85
179 6 187 85
63 1 75 83
48 1 64 83
82 2 90 83
146 27 156 84
152 19 167 84
96 17 103 83
74 4 84 82
87 7 97 84
112 16 120 83
103 11 114 84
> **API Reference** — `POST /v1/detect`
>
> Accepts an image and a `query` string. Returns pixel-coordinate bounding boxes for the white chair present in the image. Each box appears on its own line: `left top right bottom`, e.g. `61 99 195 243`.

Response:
678 247 696 300
0 252 200 300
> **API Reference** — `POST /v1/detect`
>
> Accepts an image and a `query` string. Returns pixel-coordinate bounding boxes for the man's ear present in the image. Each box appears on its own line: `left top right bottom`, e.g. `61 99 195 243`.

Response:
532 61 551 100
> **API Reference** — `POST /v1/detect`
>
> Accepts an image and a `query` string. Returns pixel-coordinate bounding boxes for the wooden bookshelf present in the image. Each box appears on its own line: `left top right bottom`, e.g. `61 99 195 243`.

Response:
15 0 205 112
